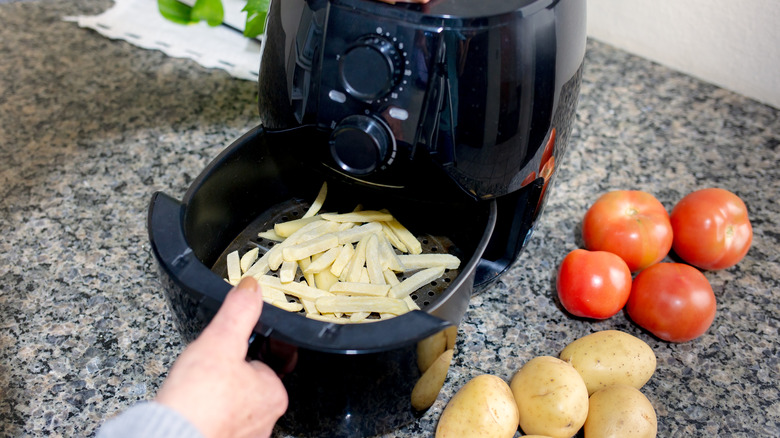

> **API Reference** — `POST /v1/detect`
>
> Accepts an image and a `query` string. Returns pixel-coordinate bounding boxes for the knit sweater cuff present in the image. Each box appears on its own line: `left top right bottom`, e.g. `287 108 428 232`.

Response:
96 402 205 438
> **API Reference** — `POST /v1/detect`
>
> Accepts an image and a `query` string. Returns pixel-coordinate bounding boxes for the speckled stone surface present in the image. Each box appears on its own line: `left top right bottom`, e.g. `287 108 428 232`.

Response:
1 1 778 437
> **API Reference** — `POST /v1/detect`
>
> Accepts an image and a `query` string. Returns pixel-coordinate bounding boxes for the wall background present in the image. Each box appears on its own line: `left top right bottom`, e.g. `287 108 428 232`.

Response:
586 0 780 109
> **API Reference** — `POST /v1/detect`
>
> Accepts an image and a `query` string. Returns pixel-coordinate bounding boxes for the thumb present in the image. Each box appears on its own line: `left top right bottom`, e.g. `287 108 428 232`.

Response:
199 276 263 357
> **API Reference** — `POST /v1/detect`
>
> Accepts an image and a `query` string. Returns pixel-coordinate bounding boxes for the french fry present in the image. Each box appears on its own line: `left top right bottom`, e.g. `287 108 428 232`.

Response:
240 247 260 273
384 269 401 286
226 250 241 285
349 312 371 322
388 266 445 299
257 275 332 301
365 234 386 285
279 260 298 284
242 252 271 279
315 296 409 315
257 229 284 242
282 233 340 262
397 254 460 270
297 256 316 287
334 221 383 245
269 300 305 313
314 269 339 292
381 222 408 253
303 246 341 273
378 233 404 272
343 236 369 283
329 281 391 297
385 216 422 254
321 210 394 223
261 285 288 303
302 182 327 219
404 296 421 311
269 220 338 270
274 215 322 238
329 244 354 277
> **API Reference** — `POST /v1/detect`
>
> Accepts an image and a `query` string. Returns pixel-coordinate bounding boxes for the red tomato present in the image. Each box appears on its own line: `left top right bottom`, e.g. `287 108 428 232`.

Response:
670 188 752 270
556 249 632 319
627 263 716 342
582 190 673 272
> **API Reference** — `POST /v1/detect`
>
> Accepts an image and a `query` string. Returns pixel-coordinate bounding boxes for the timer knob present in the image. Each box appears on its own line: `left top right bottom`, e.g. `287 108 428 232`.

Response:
330 115 394 175
339 35 403 101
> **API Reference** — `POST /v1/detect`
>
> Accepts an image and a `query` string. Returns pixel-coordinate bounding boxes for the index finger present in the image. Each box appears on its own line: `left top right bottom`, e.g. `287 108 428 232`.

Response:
198 277 264 358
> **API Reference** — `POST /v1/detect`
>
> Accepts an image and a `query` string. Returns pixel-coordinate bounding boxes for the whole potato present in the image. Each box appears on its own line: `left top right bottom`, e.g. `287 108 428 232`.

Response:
559 330 656 395
412 349 454 411
510 356 589 438
584 384 657 438
435 374 519 438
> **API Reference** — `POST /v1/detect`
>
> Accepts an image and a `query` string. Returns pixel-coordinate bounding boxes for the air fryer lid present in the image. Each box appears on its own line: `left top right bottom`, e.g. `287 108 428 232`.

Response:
158 124 495 353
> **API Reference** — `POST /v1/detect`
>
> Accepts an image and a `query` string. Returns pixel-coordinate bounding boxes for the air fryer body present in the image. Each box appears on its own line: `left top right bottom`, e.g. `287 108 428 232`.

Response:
258 0 586 286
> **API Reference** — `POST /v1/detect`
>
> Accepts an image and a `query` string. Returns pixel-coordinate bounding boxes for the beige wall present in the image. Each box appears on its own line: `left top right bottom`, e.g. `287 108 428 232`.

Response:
587 0 780 109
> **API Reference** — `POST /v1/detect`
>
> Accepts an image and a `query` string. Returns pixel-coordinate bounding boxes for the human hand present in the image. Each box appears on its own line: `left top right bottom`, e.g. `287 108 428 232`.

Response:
155 277 288 438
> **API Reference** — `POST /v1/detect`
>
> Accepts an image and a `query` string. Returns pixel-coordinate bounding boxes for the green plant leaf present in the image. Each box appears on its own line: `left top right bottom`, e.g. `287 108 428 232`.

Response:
191 0 225 27
243 0 271 37
158 0 196 25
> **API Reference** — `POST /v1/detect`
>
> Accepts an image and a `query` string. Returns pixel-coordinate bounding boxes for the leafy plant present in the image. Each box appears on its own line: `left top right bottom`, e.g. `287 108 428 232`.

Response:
158 0 271 38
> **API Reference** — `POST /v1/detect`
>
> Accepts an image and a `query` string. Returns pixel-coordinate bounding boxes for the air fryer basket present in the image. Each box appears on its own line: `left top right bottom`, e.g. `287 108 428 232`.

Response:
149 124 496 436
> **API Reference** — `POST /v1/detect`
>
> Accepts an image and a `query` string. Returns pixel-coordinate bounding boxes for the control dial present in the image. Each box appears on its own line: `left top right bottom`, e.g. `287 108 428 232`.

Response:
330 115 395 175
339 35 403 101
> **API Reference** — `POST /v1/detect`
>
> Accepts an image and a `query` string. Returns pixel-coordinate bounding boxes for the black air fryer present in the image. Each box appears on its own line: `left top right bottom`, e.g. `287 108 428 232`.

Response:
148 0 586 436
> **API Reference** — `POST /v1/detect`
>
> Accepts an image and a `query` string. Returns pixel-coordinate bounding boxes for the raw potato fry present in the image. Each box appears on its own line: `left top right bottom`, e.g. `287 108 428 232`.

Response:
302 182 327 219
315 296 409 315
329 282 391 297
314 270 339 292
226 250 241 285
269 221 338 270
258 275 332 301
330 244 354 277
297 257 316 287
379 234 404 272
404 296 420 311
335 222 383 245
279 260 298 284
384 269 401 286
274 215 322 237
303 246 341 273
397 254 460 271
381 222 408 253
321 210 394 223
240 247 260 273
268 299 305 313
257 229 284 241
349 312 371 322
282 234 340 262
242 252 270 279
343 236 369 283
261 286 288 303
389 267 446 299
385 216 422 254
365 234 386 285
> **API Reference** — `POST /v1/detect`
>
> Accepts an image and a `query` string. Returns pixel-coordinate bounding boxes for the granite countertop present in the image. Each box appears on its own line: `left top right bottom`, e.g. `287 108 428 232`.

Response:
1 1 778 437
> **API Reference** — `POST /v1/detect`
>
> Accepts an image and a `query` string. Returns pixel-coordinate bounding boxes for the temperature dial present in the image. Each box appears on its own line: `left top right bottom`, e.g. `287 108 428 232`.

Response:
339 35 403 101
330 115 395 175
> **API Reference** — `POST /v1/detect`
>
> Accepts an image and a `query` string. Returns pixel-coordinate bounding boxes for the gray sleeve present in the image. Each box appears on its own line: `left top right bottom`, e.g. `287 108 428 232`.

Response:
96 402 205 438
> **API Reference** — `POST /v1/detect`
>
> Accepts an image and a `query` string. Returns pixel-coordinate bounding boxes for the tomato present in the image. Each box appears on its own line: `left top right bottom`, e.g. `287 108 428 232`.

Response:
556 249 632 319
670 188 752 270
626 263 716 342
582 190 673 272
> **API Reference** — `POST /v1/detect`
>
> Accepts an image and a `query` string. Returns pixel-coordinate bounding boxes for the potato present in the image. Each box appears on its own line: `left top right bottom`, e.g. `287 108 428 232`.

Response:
411 349 454 411
559 330 656 395
435 374 519 438
584 384 657 438
417 330 448 372
510 356 589 438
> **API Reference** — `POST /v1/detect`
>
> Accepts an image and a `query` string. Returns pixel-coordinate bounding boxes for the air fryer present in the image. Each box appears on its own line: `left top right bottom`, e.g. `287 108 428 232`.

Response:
148 0 586 436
